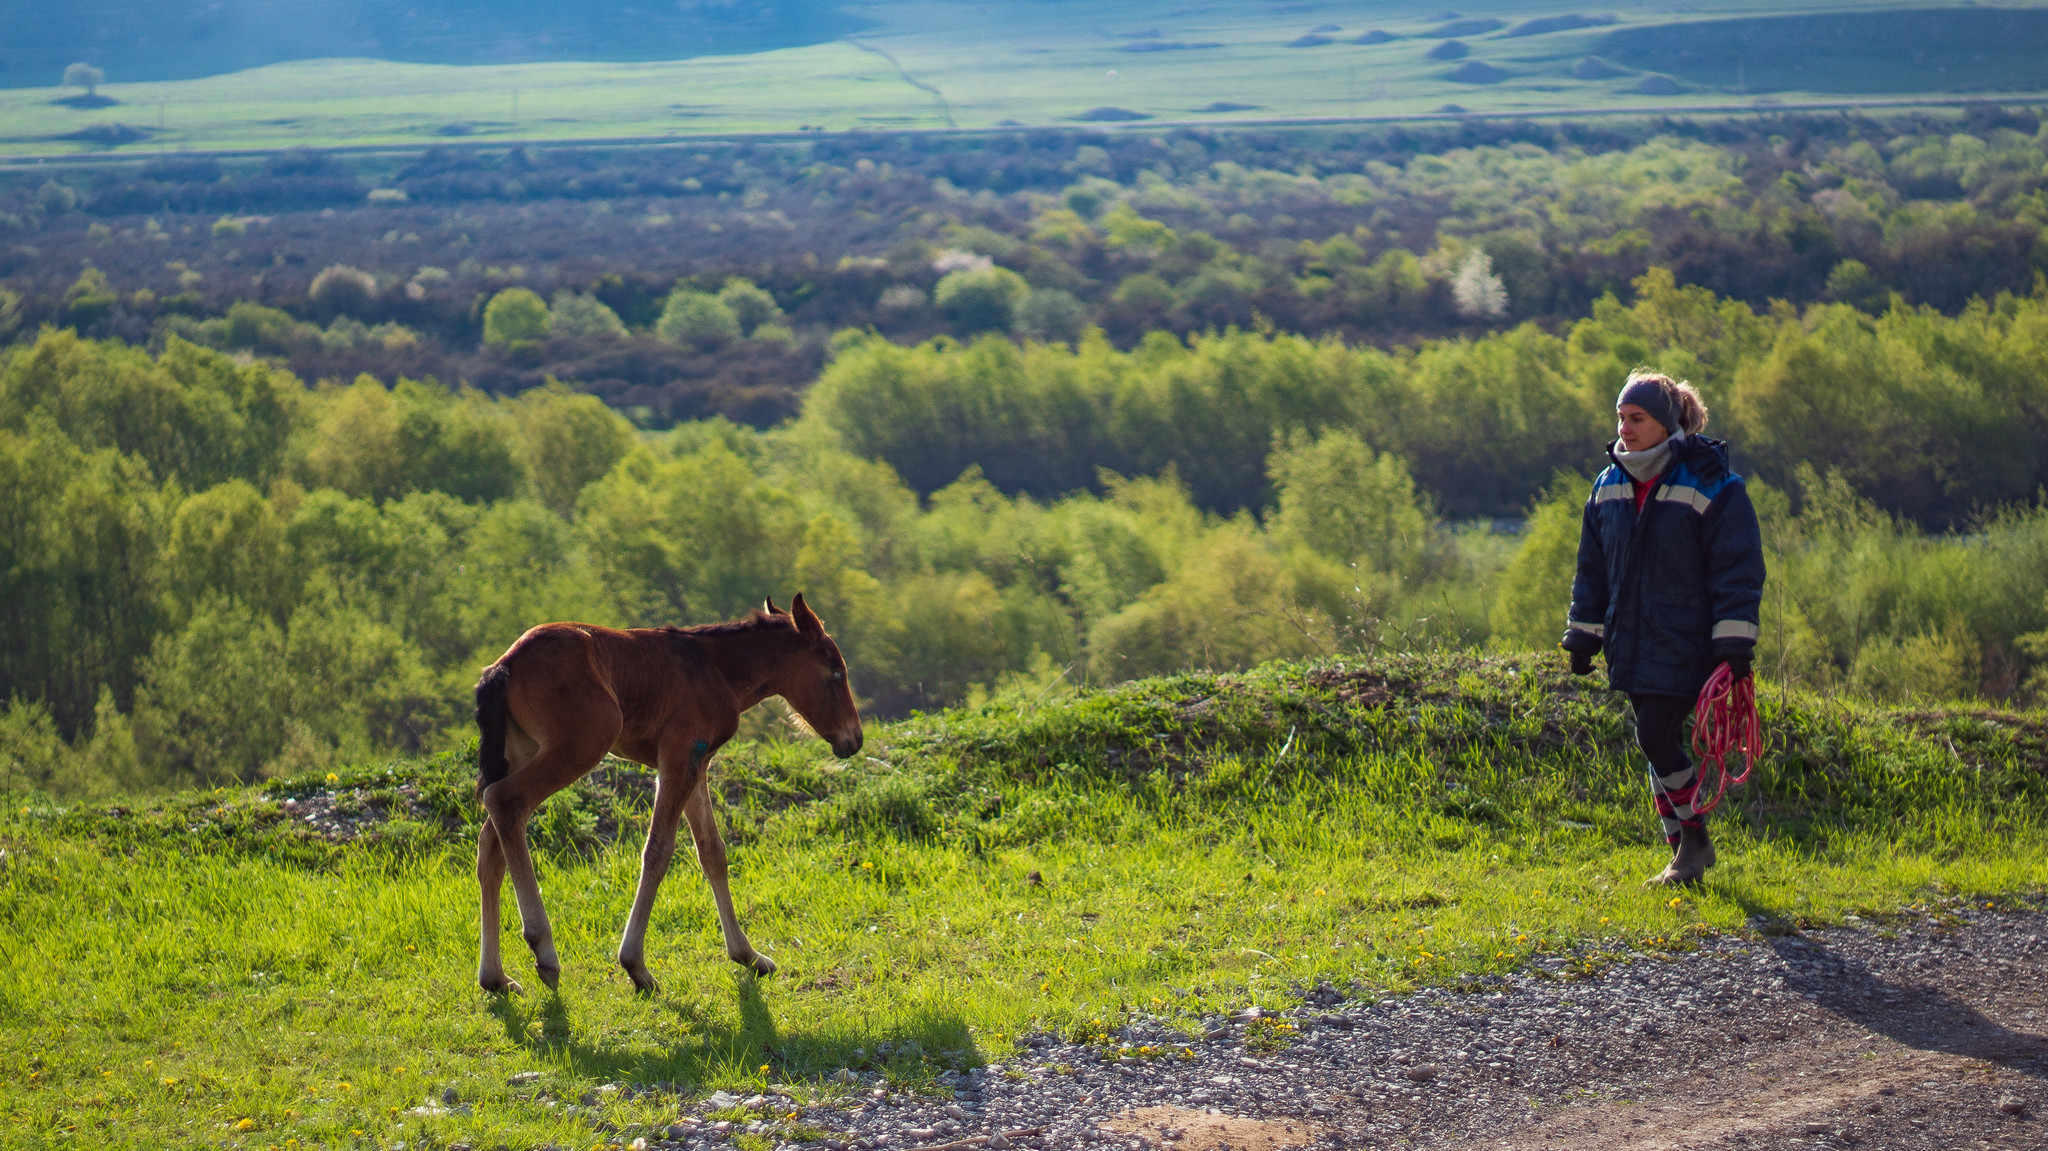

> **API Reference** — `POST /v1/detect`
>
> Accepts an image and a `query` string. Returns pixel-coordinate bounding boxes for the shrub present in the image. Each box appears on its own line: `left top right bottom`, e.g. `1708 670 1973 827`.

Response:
1451 251 1509 318
1267 428 1434 580
935 266 1029 333
1849 625 1980 702
716 278 784 335
751 322 798 348
308 264 377 319
62 268 117 328
482 288 548 346
655 289 741 349
36 181 78 213
1488 474 1591 650
132 597 290 783
877 285 928 312
546 291 627 341
1014 288 1088 343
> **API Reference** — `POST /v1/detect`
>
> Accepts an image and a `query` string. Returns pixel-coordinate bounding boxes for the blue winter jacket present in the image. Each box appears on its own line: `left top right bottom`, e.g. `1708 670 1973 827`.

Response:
1564 436 1765 699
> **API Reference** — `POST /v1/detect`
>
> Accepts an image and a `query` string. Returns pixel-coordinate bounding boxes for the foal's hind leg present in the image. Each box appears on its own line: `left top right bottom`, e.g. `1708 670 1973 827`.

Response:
481 721 617 990
683 778 776 975
478 724 539 994
477 821 519 994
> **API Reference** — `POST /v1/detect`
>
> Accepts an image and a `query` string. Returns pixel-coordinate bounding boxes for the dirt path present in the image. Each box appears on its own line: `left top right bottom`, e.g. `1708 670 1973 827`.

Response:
627 908 2048 1151
716 907 2046 1151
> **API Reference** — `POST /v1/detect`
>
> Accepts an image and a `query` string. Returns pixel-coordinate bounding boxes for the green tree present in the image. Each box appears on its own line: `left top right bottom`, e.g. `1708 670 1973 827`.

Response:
546 291 627 340
512 383 634 517
482 288 549 346
62 63 104 97
717 278 784 336
655 289 741 349
1 330 299 490
935 266 1029 333
0 423 164 737
132 597 289 783
309 265 378 320
1267 429 1434 580
576 440 806 625
62 267 117 328
159 480 295 625
284 596 447 759
1488 474 1591 651
1087 522 1322 680
1015 288 1088 343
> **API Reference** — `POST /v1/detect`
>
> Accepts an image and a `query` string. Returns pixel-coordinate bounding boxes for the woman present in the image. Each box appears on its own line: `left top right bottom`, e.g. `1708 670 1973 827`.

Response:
1560 370 1765 886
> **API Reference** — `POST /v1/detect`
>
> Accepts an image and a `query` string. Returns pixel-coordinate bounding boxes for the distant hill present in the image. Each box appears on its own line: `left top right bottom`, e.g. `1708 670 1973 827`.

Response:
0 0 866 88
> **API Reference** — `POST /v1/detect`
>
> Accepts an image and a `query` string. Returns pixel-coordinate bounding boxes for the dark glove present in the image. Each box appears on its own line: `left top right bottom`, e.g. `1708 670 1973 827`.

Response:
1713 638 1754 682
1560 626 1602 677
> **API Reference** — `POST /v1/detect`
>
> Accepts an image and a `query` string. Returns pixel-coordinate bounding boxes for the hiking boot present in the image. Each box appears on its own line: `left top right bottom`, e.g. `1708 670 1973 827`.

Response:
1647 824 1715 886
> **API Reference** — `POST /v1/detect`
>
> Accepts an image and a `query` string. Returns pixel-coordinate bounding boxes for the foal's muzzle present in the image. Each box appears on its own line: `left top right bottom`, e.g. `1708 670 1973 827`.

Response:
831 729 864 758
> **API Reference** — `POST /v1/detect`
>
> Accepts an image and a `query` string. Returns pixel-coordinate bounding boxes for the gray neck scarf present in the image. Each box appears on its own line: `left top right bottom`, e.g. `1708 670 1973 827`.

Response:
1614 434 1681 482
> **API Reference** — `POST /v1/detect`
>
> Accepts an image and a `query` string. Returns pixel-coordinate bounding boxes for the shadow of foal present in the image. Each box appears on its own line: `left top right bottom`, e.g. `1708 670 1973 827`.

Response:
472 594 862 995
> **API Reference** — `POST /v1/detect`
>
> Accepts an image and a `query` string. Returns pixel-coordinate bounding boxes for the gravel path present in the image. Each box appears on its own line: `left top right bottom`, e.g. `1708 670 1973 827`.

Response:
591 906 2046 1151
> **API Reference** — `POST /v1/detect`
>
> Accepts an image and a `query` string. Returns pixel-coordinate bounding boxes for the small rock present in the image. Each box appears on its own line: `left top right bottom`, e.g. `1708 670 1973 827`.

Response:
905 1128 938 1140
1804 1122 1830 1134
742 1093 768 1109
1026 870 1043 886
831 1068 860 1084
1996 1095 2028 1115
667 1124 693 1138
706 1090 741 1108
989 1137 1012 1150
945 1103 967 1118
1407 1065 1438 1082
441 1086 461 1104
507 1071 543 1085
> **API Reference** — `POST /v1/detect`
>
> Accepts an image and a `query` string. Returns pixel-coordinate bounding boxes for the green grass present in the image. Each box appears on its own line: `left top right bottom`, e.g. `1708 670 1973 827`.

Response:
2 652 2044 1148
3 1 2040 158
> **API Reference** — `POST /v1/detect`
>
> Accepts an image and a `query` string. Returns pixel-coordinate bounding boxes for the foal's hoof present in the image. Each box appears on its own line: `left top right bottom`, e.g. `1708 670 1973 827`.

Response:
622 962 660 994
481 976 525 997
743 952 778 976
537 964 562 991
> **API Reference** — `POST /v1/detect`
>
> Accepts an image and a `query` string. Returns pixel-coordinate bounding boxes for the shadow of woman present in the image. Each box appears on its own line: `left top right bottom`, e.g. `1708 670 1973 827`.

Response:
1752 922 2046 1076
485 972 979 1087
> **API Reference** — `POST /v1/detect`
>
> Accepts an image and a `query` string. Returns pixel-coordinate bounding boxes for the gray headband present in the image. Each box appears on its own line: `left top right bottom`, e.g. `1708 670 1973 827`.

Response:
1616 379 1678 434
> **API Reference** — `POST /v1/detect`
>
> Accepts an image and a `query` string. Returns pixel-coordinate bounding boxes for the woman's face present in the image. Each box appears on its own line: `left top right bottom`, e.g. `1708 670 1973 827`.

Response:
1616 404 1669 452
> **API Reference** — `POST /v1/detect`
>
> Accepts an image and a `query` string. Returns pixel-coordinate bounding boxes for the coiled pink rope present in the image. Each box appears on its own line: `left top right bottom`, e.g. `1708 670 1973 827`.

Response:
1690 661 1761 815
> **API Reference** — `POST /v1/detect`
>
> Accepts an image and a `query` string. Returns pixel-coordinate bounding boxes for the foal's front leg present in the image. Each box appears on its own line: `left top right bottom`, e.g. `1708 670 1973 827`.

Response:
684 778 776 975
617 769 691 992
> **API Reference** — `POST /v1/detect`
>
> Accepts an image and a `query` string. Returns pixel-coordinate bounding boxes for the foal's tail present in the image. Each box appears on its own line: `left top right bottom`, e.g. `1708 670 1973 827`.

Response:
474 663 513 800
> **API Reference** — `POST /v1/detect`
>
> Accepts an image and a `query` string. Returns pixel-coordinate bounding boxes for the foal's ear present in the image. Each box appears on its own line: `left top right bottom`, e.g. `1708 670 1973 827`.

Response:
763 596 787 616
791 592 824 637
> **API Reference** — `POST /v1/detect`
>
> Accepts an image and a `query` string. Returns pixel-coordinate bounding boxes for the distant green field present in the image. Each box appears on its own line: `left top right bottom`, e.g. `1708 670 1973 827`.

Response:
1 1 2042 159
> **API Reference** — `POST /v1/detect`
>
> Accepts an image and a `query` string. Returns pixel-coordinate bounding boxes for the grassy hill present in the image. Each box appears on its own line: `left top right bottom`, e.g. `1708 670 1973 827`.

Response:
3 2 2046 156
1 653 2043 1147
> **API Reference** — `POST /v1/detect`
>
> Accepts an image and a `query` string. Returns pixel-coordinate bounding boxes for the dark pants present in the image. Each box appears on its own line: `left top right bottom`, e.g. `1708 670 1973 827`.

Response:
1630 692 1702 846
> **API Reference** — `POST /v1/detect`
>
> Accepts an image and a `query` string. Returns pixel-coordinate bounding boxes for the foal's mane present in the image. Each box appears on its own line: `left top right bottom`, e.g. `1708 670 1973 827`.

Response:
663 611 796 640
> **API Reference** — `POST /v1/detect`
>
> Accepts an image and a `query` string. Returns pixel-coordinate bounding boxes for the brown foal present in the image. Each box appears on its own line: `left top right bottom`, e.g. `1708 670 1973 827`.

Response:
472 594 862 994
